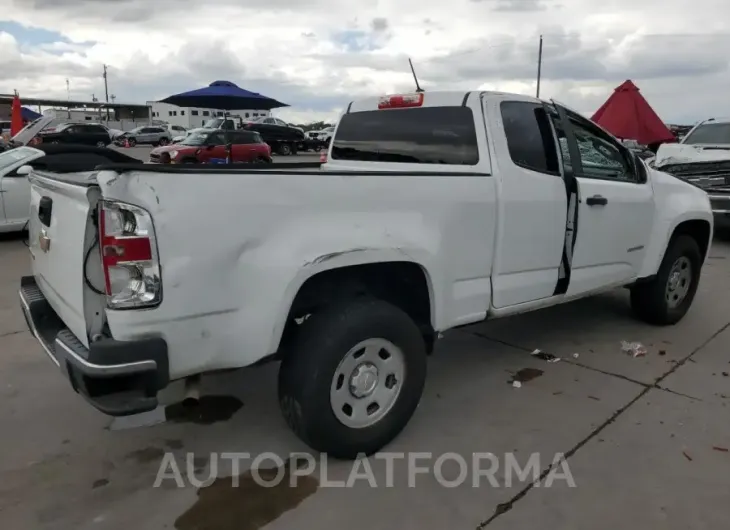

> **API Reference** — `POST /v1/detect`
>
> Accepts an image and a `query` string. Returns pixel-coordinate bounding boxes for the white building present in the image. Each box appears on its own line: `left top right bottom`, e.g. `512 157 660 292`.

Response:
147 101 271 129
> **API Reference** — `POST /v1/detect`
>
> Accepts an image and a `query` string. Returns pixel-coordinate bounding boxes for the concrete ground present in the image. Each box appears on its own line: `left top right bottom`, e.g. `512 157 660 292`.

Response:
113 145 321 163
1 232 729 530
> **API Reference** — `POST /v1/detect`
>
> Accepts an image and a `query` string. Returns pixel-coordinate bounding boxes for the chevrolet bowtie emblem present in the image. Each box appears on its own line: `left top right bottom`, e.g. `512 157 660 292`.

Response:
39 230 51 253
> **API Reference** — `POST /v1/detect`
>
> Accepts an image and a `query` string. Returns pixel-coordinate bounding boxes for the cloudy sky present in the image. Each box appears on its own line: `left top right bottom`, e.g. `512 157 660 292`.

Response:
1 0 728 124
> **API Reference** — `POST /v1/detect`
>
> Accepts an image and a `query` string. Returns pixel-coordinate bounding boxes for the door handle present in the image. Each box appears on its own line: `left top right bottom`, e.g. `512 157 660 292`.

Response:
586 195 608 206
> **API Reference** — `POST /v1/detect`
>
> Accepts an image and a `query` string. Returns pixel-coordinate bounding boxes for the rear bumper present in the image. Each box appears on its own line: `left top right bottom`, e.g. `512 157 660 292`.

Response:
19 275 169 417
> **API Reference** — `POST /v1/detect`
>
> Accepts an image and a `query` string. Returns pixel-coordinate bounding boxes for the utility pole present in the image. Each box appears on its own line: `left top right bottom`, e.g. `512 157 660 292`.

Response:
103 64 110 121
66 79 71 118
536 34 543 99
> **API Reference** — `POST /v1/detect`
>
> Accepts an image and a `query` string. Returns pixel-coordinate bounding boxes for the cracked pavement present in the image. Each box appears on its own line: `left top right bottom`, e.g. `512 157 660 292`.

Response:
1 233 729 530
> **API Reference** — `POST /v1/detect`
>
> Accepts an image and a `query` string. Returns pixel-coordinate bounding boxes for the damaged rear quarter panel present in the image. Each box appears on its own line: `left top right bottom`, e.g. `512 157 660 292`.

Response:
95 169 494 379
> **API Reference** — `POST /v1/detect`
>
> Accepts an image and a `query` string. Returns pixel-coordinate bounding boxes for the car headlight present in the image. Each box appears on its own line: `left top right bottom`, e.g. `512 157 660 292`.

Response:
169 150 178 159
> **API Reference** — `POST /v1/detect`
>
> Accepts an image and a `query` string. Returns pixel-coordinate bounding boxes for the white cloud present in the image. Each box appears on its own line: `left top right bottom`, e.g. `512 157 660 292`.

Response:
1 0 729 124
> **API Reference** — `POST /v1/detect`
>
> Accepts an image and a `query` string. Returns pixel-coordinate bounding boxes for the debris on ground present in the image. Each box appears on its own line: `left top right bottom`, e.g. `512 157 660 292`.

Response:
712 446 728 453
621 341 647 358
659 350 666 356
572 353 580 359
531 349 561 363
682 450 693 462
722 372 729 377
508 368 544 387
588 395 601 401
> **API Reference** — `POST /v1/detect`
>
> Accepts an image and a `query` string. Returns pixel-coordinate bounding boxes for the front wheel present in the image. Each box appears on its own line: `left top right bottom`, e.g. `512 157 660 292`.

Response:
158 138 169 146
630 235 702 325
95 141 106 148
278 143 292 156
127 138 137 147
278 297 427 459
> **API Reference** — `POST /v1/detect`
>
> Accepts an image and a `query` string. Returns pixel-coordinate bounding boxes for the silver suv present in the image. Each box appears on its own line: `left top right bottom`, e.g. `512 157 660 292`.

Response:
122 125 172 147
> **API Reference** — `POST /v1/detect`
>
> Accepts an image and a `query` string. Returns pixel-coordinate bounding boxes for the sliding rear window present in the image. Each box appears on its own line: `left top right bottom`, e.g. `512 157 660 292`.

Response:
331 106 479 165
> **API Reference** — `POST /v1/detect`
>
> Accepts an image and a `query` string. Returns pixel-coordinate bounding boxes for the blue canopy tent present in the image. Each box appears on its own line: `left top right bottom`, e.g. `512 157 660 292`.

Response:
160 80 289 111
160 80 289 163
21 107 42 121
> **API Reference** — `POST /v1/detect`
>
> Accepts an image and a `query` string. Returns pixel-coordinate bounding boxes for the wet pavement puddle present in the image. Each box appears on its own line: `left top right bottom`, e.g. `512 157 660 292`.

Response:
175 460 319 530
109 395 243 430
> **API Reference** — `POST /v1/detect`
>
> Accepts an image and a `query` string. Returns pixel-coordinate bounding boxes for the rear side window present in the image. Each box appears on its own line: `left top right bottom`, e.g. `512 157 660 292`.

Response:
331 106 479 165
500 101 559 175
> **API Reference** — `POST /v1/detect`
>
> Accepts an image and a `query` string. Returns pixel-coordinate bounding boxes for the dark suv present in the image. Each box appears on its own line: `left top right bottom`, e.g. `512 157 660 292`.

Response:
38 123 111 147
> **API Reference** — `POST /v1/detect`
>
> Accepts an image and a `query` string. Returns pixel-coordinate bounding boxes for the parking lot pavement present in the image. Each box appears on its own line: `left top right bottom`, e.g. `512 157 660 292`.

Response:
1 232 729 530
112 145 321 163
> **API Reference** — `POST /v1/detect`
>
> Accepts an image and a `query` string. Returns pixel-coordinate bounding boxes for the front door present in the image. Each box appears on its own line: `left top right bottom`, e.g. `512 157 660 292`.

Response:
552 105 655 296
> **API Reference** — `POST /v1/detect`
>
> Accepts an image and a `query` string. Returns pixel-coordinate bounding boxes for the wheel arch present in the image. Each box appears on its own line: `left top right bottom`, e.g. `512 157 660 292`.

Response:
272 257 437 355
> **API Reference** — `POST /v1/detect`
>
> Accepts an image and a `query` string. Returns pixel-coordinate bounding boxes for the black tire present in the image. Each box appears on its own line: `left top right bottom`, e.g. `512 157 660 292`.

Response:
256 157 271 163
630 235 702 325
278 143 292 156
278 297 427 459
95 141 106 148
159 138 169 146
180 158 196 164
127 138 137 147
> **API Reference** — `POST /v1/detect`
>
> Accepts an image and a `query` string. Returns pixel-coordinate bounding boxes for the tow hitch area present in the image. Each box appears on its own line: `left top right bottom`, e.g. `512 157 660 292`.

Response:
19 275 170 417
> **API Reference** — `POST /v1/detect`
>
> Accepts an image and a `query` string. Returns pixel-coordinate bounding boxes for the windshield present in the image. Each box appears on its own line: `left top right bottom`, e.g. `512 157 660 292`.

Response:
180 132 209 146
682 123 730 145
203 118 224 129
0 147 40 171
130 127 144 134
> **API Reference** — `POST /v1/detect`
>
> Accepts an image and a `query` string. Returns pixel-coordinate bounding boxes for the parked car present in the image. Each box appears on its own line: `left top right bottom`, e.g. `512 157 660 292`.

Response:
149 129 272 164
115 125 172 147
0 146 44 232
18 90 713 460
92 123 125 140
243 117 305 155
652 117 730 232
37 123 111 147
164 123 188 137
172 127 206 144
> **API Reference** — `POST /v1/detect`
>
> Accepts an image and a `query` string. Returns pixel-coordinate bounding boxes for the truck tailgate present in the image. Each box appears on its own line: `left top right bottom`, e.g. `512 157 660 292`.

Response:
28 171 97 348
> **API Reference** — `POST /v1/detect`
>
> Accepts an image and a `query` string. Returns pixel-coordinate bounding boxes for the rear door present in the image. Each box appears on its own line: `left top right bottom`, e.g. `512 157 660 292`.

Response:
552 104 654 295
486 97 569 308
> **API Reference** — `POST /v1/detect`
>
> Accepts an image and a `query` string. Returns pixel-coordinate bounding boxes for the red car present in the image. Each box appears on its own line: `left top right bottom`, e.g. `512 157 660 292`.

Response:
149 129 272 164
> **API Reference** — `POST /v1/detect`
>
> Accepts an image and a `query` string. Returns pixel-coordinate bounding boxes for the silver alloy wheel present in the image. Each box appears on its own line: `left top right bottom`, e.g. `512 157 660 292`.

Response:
665 256 692 308
330 338 406 429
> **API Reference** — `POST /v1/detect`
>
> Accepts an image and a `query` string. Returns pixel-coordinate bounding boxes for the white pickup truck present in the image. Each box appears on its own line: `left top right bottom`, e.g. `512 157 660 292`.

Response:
19 91 712 459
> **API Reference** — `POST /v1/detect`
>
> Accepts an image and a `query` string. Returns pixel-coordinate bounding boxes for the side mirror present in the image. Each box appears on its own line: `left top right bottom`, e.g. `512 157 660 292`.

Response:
13 165 32 177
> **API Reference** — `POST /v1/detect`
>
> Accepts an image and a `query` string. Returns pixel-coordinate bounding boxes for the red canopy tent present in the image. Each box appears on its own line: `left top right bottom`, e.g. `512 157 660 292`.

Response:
591 80 675 145
10 91 24 137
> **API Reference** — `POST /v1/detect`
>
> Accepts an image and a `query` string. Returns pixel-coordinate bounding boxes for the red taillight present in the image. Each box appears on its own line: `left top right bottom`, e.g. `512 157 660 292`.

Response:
98 200 161 309
378 93 424 109
319 150 327 163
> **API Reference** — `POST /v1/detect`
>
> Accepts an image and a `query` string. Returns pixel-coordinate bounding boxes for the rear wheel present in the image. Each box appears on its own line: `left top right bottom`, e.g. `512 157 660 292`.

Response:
95 141 106 148
158 138 169 146
278 297 427 459
127 138 137 147
278 143 292 156
630 235 702 325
